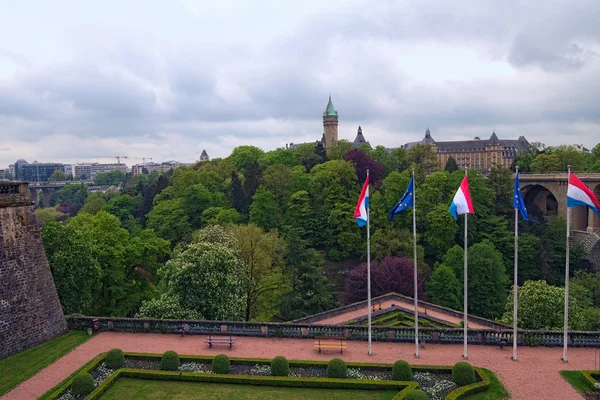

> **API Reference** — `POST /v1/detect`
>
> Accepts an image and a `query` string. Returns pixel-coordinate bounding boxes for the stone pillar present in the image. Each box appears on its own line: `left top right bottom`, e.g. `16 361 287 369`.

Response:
29 188 39 206
41 188 53 208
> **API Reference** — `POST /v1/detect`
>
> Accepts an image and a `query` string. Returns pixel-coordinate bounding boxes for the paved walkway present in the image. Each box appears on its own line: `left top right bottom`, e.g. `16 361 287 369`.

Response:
3 332 597 399
317 299 490 329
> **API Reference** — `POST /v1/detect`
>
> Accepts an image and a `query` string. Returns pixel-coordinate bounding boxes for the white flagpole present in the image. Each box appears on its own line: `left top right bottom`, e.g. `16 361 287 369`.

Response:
367 169 372 356
412 170 419 358
563 166 571 362
513 167 519 362
463 168 468 360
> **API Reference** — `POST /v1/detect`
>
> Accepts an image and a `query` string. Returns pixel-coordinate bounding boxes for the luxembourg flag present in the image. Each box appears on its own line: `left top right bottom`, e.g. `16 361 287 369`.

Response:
567 172 600 216
449 176 475 220
354 177 369 227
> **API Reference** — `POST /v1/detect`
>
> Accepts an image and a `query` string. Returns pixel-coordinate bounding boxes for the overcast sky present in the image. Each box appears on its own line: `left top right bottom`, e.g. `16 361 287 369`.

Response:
1 0 599 167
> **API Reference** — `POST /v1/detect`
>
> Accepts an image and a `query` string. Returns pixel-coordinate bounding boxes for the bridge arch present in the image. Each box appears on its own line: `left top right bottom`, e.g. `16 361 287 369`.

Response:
522 184 559 217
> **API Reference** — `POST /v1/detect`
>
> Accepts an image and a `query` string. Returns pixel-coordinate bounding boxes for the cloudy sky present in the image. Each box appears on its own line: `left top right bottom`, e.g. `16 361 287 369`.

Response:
1 0 599 168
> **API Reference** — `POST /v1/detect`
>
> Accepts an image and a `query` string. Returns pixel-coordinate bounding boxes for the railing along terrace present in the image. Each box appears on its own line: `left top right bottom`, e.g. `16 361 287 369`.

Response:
67 316 600 348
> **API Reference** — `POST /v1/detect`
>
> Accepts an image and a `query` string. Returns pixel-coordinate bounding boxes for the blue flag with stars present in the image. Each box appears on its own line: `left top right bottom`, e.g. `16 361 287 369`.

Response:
514 172 535 222
390 176 414 220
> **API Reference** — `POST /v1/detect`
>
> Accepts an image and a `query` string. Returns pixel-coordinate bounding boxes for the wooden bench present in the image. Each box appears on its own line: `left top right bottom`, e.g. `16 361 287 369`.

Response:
205 335 236 349
314 337 348 354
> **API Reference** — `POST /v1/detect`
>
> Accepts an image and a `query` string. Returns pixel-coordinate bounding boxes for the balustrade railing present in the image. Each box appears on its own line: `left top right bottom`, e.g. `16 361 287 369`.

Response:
66 316 600 348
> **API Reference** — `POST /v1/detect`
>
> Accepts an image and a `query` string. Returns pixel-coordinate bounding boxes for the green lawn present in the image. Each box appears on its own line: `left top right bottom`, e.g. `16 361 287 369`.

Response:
0 331 89 396
560 370 593 398
99 379 400 400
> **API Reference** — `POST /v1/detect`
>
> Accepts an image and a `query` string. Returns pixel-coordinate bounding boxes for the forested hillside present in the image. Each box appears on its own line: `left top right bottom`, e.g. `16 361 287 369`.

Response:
39 140 600 330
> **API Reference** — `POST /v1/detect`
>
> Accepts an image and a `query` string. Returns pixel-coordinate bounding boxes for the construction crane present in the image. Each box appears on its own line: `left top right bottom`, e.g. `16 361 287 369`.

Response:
91 156 128 164
130 157 153 165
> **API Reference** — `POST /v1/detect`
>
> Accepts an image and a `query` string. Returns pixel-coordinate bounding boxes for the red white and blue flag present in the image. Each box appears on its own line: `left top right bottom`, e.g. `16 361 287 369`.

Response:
449 176 475 220
354 177 369 227
567 172 600 216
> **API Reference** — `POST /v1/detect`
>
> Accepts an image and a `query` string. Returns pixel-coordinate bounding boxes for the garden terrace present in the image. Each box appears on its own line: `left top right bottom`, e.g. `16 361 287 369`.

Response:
5 331 600 400
39 352 494 400
345 309 458 328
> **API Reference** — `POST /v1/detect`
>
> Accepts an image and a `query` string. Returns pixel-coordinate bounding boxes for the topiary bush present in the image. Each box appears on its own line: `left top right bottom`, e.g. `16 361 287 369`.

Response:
452 361 476 386
161 350 180 371
270 356 290 376
326 358 347 379
405 389 429 400
392 360 412 381
212 354 231 374
71 372 94 397
105 348 125 369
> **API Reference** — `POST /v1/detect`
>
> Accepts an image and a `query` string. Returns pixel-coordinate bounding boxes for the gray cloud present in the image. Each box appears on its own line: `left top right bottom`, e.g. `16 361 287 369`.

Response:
1 0 600 167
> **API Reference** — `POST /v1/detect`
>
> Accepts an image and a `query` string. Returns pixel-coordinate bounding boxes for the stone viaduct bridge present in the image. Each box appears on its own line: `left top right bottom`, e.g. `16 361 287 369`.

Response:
27 181 115 207
519 173 600 233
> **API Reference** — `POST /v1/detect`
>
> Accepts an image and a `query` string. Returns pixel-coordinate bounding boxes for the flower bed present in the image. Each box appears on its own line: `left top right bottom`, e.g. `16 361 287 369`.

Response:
40 353 492 400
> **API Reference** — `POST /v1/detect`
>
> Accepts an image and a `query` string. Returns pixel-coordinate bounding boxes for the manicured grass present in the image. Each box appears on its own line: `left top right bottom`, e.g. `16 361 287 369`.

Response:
465 369 510 400
99 378 400 400
560 370 592 397
0 331 89 396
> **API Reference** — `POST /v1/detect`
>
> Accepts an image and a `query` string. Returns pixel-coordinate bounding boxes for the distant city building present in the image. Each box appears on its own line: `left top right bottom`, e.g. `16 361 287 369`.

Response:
13 159 70 182
403 129 530 173
200 150 210 162
572 144 590 153
131 161 191 175
72 163 128 180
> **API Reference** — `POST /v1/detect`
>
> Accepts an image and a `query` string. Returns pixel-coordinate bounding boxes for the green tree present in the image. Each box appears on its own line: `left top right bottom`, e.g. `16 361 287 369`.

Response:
327 140 353 160
371 146 407 174
426 264 461 310
231 224 288 321
259 148 298 168
294 143 326 171
423 204 458 259
249 188 279 231
407 144 439 179
80 196 107 215
146 198 192 244
140 242 245 320
48 169 68 182
467 240 508 319
51 183 88 206
230 145 265 170
94 170 125 185
501 280 586 330
201 207 241 225
571 271 600 307
261 165 295 208
35 207 67 224
486 166 512 216
41 221 102 315
444 156 459 173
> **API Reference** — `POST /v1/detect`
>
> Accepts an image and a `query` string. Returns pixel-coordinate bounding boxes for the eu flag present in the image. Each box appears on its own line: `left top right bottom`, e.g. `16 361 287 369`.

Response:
514 172 535 222
389 176 415 220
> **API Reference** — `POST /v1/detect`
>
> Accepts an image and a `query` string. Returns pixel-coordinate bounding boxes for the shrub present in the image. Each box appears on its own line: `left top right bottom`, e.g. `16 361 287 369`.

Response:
396 313 405 321
212 354 231 374
161 350 180 371
326 358 347 379
270 356 290 376
452 362 476 386
71 372 94 396
105 348 125 369
392 360 412 381
405 389 429 400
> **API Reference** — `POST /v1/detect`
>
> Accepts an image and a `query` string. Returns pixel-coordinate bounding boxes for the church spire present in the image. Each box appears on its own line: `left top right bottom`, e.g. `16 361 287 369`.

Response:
323 95 338 116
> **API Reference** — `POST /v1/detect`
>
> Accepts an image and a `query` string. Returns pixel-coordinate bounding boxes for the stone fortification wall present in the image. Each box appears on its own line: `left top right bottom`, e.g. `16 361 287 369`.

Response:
0 182 66 360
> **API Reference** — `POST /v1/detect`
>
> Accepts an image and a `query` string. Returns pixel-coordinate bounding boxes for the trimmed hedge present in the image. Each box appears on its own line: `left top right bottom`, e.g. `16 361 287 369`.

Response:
213 354 230 374
392 360 412 381
327 358 347 379
105 348 125 369
161 351 180 371
452 362 476 386
71 372 94 397
271 356 290 377
581 371 600 391
404 389 429 400
41 351 495 400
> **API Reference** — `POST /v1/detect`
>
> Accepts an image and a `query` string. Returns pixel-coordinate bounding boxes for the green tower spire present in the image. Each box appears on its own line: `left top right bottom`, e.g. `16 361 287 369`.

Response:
323 95 338 116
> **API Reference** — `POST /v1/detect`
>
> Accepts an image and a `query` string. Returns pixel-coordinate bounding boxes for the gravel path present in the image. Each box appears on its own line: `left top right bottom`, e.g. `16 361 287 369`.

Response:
3 332 596 399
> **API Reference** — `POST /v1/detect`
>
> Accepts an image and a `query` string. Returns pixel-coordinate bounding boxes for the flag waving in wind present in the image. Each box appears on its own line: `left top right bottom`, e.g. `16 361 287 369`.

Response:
354 176 370 227
449 176 475 220
389 176 414 220
514 172 535 222
567 172 600 216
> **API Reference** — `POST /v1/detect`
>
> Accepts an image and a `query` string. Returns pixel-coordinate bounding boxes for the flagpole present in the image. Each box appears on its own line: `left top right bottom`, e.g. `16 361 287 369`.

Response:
513 167 519 362
367 169 372 356
563 166 571 362
463 168 468 360
412 170 419 358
